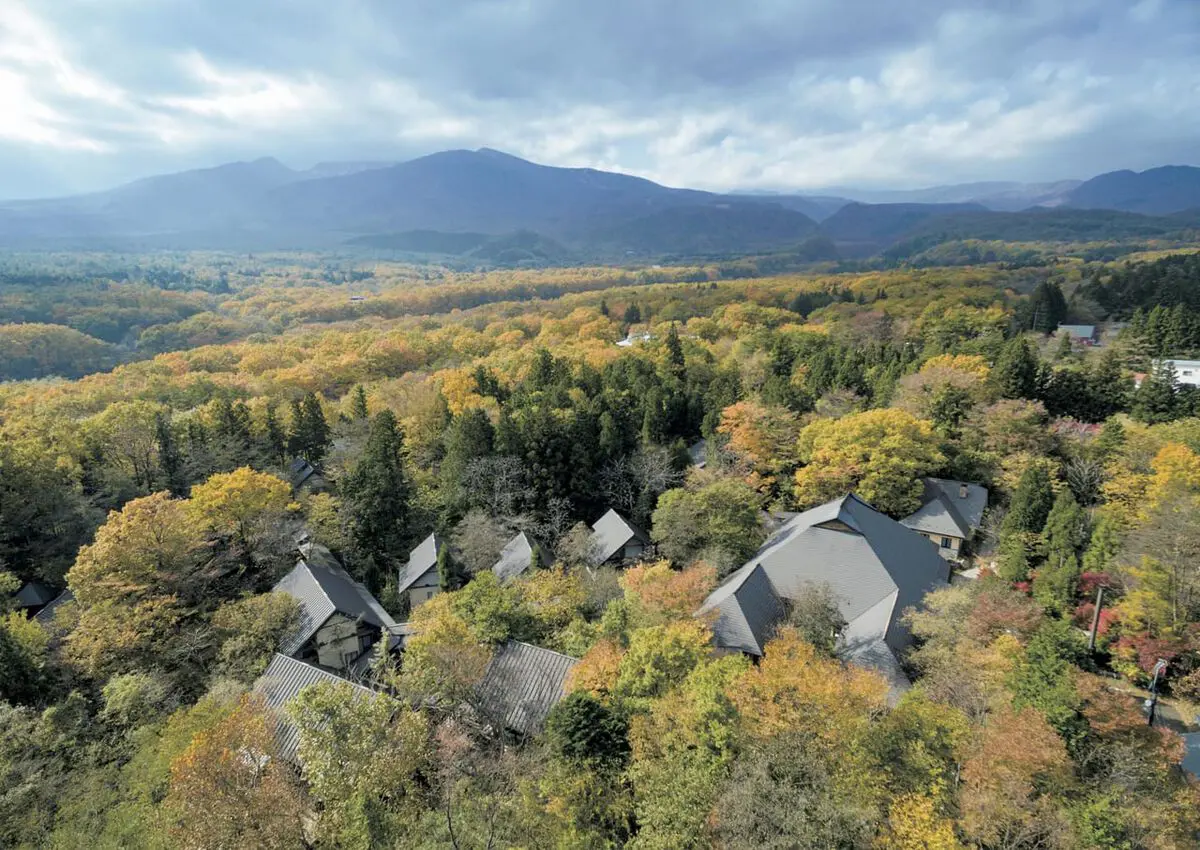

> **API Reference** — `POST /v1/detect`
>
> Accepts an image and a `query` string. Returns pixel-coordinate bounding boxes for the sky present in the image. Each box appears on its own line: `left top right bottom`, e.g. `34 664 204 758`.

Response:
1 0 1198 198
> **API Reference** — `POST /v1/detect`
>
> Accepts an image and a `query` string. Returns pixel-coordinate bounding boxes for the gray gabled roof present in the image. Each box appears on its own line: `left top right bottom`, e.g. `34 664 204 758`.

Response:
398 532 443 594
32 588 74 624
14 581 55 609
475 640 578 736
273 543 396 656
1058 324 1097 339
492 532 553 582
254 653 380 764
688 439 708 468
697 563 786 656
699 494 948 657
841 635 911 705
589 509 649 564
288 457 317 489
900 478 988 540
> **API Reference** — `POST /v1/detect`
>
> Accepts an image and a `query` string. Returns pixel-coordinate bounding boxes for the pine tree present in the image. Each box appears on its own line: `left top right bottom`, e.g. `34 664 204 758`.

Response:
350 385 370 421
624 303 642 325
288 393 331 463
994 337 1040 399
1034 490 1087 610
1054 331 1074 362
1093 418 1125 462
997 534 1032 583
340 410 409 590
441 407 495 508
599 298 610 318
1131 360 1179 424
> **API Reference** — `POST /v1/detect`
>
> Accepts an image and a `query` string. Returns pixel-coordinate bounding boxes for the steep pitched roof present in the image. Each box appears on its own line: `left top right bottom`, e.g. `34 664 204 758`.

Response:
589 509 649 564
287 457 317 489
14 581 55 609
398 532 443 594
32 588 75 624
900 478 988 540
700 494 948 656
475 640 578 735
254 653 380 763
697 563 786 656
492 532 553 582
273 544 396 656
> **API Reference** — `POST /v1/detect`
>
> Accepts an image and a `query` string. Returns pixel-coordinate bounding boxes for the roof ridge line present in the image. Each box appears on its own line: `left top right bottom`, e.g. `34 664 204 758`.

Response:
504 639 580 663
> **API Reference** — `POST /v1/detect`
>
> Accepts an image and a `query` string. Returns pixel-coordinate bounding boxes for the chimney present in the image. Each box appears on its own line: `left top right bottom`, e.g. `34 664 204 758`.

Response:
959 483 968 499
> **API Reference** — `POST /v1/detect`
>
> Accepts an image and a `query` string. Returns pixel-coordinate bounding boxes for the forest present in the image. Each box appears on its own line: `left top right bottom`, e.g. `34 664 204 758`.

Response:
3 244 1200 849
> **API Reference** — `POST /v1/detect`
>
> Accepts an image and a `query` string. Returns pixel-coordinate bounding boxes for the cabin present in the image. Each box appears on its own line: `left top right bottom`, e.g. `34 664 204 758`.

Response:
697 493 950 700
287 457 329 493
491 532 553 582
899 478 988 560
588 508 651 566
273 543 396 672
12 581 55 616
397 532 445 610
1164 358 1200 388
1057 324 1098 346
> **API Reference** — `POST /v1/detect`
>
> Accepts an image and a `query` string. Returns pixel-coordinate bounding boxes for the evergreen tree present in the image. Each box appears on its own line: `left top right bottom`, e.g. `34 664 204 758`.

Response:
997 534 1032 583
154 412 186 496
350 385 369 421
340 410 410 590
1093 418 1125 461
290 393 331 463
441 408 495 509
1003 465 1055 537
436 543 460 592
994 337 1041 399
1053 331 1074 362
263 403 287 464
1081 513 1123 574
665 323 686 379
599 298 610 318
1131 360 1179 424
1034 490 1087 611
624 303 642 325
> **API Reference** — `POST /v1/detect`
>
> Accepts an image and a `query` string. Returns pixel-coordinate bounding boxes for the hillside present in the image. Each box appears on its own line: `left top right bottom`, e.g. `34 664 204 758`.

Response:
1066 165 1200 215
817 202 986 255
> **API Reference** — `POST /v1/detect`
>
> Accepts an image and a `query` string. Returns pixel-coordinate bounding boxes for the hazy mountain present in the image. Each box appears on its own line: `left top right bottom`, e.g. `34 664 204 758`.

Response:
0 150 1194 259
817 180 1081 211
818 202 987 255
1065 165 1200 215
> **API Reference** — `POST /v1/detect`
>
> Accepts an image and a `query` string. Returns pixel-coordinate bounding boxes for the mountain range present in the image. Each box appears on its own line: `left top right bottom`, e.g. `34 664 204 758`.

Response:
0 150 1197 261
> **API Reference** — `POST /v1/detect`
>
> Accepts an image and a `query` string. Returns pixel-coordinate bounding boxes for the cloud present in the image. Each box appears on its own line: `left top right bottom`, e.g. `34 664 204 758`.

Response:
1 0 1198 197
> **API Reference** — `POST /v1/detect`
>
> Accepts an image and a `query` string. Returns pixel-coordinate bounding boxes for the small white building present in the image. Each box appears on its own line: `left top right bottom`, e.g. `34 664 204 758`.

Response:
397 533 446 610
1165 359 1200 388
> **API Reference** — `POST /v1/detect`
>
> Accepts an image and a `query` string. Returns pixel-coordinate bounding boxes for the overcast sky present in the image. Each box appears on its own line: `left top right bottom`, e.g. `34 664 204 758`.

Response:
1 0 1198 198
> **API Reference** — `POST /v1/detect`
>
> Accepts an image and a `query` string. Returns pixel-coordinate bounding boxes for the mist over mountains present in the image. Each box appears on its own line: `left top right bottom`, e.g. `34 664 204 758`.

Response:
1 149 1197 261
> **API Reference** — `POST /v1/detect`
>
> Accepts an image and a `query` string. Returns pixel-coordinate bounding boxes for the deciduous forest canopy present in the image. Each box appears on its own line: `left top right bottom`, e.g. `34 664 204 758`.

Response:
2 236 1200 849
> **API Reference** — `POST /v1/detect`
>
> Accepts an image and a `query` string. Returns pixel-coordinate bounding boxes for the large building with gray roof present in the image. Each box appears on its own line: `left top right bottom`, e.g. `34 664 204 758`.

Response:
900 478 988 560
698 493 950 695
273 542 396 672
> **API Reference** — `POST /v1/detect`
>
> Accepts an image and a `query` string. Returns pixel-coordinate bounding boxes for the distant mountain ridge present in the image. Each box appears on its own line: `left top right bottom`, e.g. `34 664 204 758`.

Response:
0 152 1196 259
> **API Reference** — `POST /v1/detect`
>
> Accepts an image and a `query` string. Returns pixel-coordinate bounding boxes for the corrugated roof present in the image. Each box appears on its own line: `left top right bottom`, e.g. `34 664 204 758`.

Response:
398 532 442 594
492 532 552 582
475 640 578 736
900 478 988 539
32 588 74 624
589 509 649 565
700 494 948 657
273 544 395 656
254 653 380 764
14 581 55 609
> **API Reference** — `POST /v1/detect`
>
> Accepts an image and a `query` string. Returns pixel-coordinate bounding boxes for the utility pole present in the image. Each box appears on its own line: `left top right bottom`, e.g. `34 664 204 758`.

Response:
1146 659 1168 727
1088 585 1106 653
